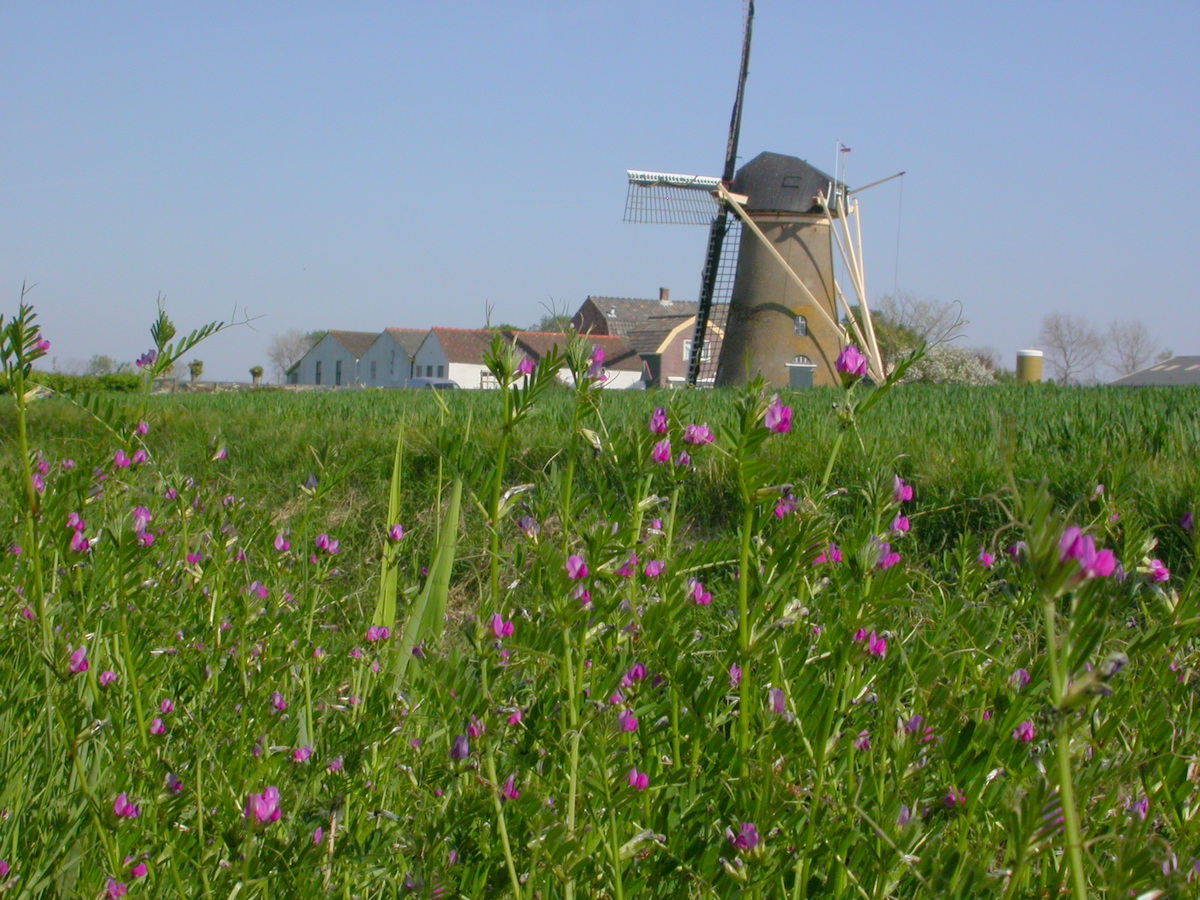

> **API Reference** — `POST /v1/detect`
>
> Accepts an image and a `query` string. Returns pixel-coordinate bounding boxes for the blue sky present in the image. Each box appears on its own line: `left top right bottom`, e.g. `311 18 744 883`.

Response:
3 1 1197 381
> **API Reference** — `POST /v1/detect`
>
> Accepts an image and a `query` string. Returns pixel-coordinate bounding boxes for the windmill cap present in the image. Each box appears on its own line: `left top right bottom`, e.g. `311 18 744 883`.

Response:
732 151 839 215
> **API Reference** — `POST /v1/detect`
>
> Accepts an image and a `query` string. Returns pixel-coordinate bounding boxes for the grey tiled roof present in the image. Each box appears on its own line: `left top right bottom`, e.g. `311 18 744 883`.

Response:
383 328 428 358
583 296 699 337
328 331 379 359
1111 356 1200 386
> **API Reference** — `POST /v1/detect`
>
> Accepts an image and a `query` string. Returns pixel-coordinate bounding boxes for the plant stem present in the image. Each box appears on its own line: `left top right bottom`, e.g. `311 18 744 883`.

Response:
736 501 754 778
819 430 846 492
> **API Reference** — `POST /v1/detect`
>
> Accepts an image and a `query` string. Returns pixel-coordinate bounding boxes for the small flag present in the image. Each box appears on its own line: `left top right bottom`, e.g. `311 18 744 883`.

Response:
839 143 852 153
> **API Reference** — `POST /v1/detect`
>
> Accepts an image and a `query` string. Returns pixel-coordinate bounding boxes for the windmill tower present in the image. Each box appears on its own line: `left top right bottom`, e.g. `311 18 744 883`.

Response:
623 3 890 388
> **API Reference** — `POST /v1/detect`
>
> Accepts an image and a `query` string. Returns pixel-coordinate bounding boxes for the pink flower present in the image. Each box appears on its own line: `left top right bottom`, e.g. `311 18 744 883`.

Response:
449 736 470 761
313 826 324 846
876 543 901 570
269 692 286 712
135 421 149 436
128 861 147 879
113 450 131 469
517 355 536 377
683 423 714 445
293 746 312 763
1012 721 1035 743
867 631 887 658
812 543 842 565
768 687 786 715
651 439 671 464
159 699 174 714
502 775 520 801
892 476 914 503
1058 527 1116 579
1010 668 1031 689
774 494 797 518
944 787 966 809
978 549 995 569
835 345 868 379
675 450 691 468
328 756 344 772
688 578 712 606
890 515 909 534
131 449 148 465
32 334 50 354
726 822 759 853
729 663 742 688
491 613 514 640
106 878 127 899
587 345 606 381
853 730 870 752
68 646 88 675
130 507 151 533
1147 559 1170 583
565 555 588 581
387 524 405 541
649 407 668 434
136 350 157 369
628 767 649 791
763 396 792 434
113 793 139 819
617 710 638 733
149 718 165 736
244 786 282 826
617 552 638 578
31 473 44 494
507 709 523 725
314 534 340 555
365 626 390 643
0 859 7 877
274 534 290 552
643 559 665 578
99 670 117 686
467 715 485 739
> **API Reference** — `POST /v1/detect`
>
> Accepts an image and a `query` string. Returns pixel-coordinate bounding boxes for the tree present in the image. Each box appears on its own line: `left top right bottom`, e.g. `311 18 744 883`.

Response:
846 294 966 365
250 365 264 386
188 359 204 383
85 354 120 376
532 313 572 333
267 330 322 383
902 345 996 385
1104 319 1159 378
1038 313 1102 384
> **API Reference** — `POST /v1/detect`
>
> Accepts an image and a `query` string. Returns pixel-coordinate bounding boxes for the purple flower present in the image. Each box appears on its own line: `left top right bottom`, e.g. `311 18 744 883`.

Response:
763 396 792 434
892 476 914 503
675 450 691 468
683 423 714 445
99 670 117 686
890 515 910 534
726 822 760 853
977 549 995 569
853 730 871 752
160 698 174 714
365 626 390 643
617 710 638 733
450 735 470 761
876 542 901 570
113 793 139 819
651 439 671 465
106 878 127 899
387 524 405 541
835 345 868 379
867 631 887 658
491 613 514 639
729 663 742 688
274 534 290 553
628 767 649 791
623 663 647 685
502 775 520 801
1058 527 1116 579
1182 512 1195 534
617 552 638 578
327 756 344 773
314 534 340 555
517 516 539 540
165 772 183 793
565 555 588 581
944 787 966 809
587 345 606 382
149 718 165 736
113 450 131 469
269 691 286 712
313 826 324 846
649 407 668 434
688 579 712 606
1012 721 1035 743
517 355 536 377
68 645 88 675
1128 796 1149 821
131 448 148 465
1010 668 1031 690
293 746 312 763
136 349 157 369
768 687 786 715
812 543 842 565
1147 559 1170 583
897 804 912 828
244 786 282 826
643 559 665 578
774 494 797 519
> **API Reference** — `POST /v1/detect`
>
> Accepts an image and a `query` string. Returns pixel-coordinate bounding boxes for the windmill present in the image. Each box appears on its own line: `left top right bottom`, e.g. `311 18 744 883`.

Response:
624 2 894 387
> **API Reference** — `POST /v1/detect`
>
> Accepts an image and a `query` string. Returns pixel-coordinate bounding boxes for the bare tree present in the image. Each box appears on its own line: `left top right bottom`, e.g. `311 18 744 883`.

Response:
875 293 968 347
1104 319 1159 378
1038 313 1103 384
267 330 321 383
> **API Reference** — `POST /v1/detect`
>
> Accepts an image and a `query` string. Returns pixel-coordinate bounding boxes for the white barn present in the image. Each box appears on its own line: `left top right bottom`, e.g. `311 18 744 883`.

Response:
287 331 378 387
360 329 427 388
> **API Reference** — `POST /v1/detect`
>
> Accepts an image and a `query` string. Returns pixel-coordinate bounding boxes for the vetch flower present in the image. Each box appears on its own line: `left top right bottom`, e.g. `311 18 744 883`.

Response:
106 878 127 899
517 516 539 540
1010 668 1031 690
502 775 520 801
313 826 324 846
688 578 712 606
131 449 148 465
293 746 312 763
651 439 671 465
587 345 605 381
628 767 649 791
643 559 665 578
853 730 871 752
649 407 668 434
617 552 638 578
726 822 760 853
763 395 792 434
565 555 588 581
491 613 514 640
617 710 638 733
68 645 88 675
149 718 165 736
683 423 714 445
774 494 797 518
890 515 910 534
892 476 914 503
244 786 282 826
387 524 405 541
517 355 536 376
135 349 157 369
274 534 290 553
1146 559 1170 583
269 692 286 712
768 687 786 716
314 533 340 555
1012 721 1035 743
113 450 131 469
729 663 742 688
867 631 887 658
365 626 390 643
835 345 868 379
159 698 174 714
977 549 995 569
812 543 842 565
99 670 117 686
875 542 900 570
449 735 470 761
1058 526 1116 579
113 793 139 819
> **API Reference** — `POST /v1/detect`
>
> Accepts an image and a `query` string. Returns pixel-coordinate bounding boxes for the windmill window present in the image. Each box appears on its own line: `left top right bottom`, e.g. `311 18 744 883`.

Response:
315 361 322 385
793 315 808 336
791 355 813 365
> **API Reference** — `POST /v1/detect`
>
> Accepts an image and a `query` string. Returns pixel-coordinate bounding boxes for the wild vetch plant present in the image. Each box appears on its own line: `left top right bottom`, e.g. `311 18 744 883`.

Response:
1 306 1198 899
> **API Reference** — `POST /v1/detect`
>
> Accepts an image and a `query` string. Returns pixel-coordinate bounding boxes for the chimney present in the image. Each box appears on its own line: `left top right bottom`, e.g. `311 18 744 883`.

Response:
659 287 671 307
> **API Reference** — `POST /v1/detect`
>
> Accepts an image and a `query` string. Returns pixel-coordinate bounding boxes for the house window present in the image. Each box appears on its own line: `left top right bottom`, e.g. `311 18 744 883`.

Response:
794 315 808 336
437 365 445 378
315 361 322 385
683 340 713 364
335 360 342 386
370 361 377 381
390 351 395 376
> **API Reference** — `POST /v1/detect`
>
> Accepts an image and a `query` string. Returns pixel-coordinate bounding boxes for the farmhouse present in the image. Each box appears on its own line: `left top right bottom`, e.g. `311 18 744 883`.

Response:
360 329 426 388
513 331 645 389
571 289 718 387
286 330 377 387
1111 356 1200 386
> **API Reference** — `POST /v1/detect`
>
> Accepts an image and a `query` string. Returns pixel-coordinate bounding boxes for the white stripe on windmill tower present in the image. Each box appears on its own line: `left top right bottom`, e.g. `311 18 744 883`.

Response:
623 1 900 388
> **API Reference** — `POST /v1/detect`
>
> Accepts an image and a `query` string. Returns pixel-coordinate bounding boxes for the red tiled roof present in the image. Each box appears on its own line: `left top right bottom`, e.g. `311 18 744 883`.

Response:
429 328 495 364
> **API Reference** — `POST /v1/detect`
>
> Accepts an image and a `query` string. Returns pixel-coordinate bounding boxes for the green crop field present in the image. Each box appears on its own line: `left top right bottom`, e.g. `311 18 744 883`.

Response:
2 305 1199 898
